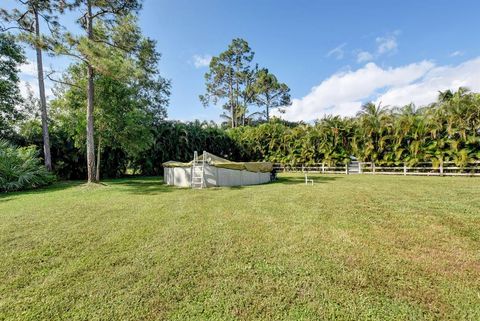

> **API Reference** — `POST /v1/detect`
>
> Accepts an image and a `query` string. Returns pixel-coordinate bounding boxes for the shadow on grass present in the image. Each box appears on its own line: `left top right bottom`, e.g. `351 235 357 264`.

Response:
188 175 341 191
0 181 83 203
273 174 341 185
110 177 173 195
0 175 342 201
0 177 172 201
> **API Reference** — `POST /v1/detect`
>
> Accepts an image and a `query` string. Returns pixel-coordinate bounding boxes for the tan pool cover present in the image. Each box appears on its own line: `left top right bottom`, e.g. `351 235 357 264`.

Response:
162 152 273 173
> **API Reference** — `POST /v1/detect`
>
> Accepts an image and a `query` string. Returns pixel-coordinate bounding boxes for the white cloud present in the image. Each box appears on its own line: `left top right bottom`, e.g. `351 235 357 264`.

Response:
276 57 480 121
326 43 346 60
19 79 53 100
18 59 62 102
356 51 373 63
192 54 212 68
450 50 464 57
19 60 37 77
18 60 53 99
376 58 480 107
376 35 398 54
19 80 36 97
355 31 400 63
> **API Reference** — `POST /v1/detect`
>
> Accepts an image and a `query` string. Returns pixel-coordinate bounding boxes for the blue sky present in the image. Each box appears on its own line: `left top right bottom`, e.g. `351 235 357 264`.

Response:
8 0 480 121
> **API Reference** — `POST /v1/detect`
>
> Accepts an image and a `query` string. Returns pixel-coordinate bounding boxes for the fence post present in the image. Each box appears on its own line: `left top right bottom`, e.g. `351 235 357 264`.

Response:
359 162 363 174
322 163 325 174
345 164 349 175
439 161 444 176
372 162 376 175
403 163 407 176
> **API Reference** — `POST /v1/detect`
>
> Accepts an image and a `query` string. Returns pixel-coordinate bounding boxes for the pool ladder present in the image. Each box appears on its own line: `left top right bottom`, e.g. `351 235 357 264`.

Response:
191 151 205 189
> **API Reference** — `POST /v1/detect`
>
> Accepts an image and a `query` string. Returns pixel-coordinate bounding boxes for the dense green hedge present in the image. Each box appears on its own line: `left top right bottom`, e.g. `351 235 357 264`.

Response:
134 121 242 176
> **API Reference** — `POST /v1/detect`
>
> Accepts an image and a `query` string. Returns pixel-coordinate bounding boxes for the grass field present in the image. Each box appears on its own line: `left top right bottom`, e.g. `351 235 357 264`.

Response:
1 174 480 320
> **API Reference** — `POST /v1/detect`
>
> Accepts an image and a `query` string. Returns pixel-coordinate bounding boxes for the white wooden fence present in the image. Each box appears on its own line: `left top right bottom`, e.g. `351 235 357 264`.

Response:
273 161 480 177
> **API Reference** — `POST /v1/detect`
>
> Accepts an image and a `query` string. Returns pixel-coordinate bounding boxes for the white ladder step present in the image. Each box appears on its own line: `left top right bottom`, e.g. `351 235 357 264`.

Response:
191 151 205 189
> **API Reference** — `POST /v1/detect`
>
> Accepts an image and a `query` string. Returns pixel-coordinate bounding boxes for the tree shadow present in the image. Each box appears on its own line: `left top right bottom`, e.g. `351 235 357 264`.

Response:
0 181 83 202
0 197 13 204
273 174 342 185
173 175 340 191
0 175 341 200
1 177 174 200
110 177 173 195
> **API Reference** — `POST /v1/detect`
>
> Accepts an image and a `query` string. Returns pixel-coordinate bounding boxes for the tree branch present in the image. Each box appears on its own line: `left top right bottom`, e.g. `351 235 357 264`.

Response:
91 36 129 52
54 47 88 63
90 9 109 20
0 25 30 32
16 9 30 24
46 70 83 90
38 12 58 35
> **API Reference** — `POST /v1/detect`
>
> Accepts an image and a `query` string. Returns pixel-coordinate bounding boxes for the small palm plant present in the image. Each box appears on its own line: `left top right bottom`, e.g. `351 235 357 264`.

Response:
0 140 54 192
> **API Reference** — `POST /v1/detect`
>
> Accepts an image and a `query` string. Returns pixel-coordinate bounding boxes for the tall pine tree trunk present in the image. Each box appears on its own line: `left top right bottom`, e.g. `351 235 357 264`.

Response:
34 9 52 171
266 101 270 122
86 0 97 182
96 135 101 181
266 92 271 121
229 70 234 128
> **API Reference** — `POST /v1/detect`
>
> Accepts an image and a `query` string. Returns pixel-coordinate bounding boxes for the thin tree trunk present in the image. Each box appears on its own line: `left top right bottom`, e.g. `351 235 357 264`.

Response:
229 71 234 128
266 91 270 121
235 61 240 127
96 135 101 181
34 9 52 171
266 99 270 122
86 0 97 182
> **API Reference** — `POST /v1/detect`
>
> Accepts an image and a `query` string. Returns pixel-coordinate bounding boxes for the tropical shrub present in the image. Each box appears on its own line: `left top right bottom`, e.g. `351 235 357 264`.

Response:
134 120 242 176
0 140 54 192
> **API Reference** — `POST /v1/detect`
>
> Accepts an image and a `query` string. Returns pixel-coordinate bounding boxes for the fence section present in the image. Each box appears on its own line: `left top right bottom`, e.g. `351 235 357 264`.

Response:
273 161 480 177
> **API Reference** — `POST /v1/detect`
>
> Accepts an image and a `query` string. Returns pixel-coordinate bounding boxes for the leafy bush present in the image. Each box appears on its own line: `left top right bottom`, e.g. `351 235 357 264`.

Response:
0 140 54 192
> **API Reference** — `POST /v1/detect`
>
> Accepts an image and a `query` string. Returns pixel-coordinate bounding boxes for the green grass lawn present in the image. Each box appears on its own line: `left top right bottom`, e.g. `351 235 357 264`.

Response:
1 174 480 320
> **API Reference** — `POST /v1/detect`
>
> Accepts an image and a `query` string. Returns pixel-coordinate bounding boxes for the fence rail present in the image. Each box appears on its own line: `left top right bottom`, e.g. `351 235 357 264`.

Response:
273 161 480 177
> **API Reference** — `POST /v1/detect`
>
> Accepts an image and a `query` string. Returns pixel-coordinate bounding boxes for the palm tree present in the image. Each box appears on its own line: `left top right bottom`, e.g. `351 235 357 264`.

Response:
356 102 390 163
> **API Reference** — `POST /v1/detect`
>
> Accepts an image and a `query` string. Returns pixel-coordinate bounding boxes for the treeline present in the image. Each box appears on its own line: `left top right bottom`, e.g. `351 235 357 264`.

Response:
233 87 480 167
1 1 292 184
1 0 170 183
1 1 479 186
178 87 480 168
13 119 236 179
13 87 480 181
